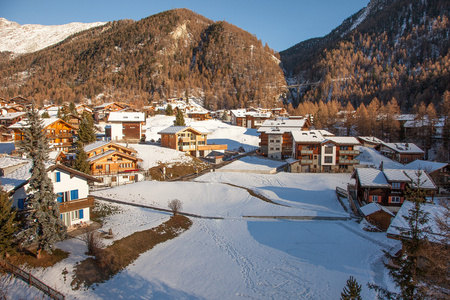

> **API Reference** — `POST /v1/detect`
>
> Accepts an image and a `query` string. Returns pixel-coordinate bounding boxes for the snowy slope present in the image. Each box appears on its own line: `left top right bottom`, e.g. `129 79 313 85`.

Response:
0 18 106 55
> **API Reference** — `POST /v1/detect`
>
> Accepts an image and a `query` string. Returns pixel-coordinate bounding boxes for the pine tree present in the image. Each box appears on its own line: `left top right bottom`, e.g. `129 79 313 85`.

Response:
73 143 91 174
340 276 362 300
166 104 174 116
77 112 96 146
174 109 186 126
0 189 16 257
369 171 429 299
18 104 66 258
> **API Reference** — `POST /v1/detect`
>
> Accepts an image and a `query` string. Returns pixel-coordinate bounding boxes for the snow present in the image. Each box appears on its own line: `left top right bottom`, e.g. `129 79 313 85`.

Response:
1 120 400 299
356 146 403 169
144 115 260 152
2 163 399 299
0 18 106 55
218 156 286 173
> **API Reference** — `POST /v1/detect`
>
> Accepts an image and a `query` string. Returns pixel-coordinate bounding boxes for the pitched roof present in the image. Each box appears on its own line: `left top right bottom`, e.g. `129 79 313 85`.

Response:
291 130 325 143
83 141 137 154
361 202 395 217
257 118 309 133
381 142 424 154
404 160 449 173
357 136 384 145
108 112 145 122
354 168 391 188
157 126 210 135
387 201 447 244
86 149 140 163
324 136 360 145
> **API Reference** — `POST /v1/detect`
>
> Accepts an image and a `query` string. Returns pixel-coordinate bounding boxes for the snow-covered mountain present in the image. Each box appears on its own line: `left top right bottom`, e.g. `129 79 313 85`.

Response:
0 18 106 55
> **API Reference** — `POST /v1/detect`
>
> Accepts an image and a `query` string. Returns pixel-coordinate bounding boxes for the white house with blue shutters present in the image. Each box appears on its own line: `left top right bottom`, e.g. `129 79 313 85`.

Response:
0 156 100 229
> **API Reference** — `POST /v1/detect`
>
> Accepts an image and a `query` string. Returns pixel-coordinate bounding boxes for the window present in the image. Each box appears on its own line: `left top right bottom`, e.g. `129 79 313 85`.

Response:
71 210 79 220
270 140 274 143
96 165 103 169
391 182 401 189
371 195 379 203
55 172 61 182
340 146 348 150
390 196 401 203
324 156 333 163
70 190 79 200
79 209 84 219
324 146 333 154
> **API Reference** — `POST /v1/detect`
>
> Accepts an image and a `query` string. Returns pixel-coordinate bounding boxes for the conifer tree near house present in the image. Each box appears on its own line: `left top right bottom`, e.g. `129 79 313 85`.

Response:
18 104 66 258
369 171 429 299
166 104 173 116
73 143 91 175
0 189 17 257
174 109 186 126
340 276 362 300
77 112 96 146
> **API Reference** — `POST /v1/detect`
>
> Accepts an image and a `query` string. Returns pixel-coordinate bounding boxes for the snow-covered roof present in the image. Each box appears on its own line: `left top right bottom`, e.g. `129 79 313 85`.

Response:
83 141 110 153
108 112 145 122
356 146 403 169
8 117 64 129
86 149 115 162
285 158 299 164
291 130 325 143
387 201 447 244
361 202 395 217
0 155 29 170
258 119 308 133
0 112 26 120
381 142 424 154
357 136 384 145
157 126 210 135
382 169 411 182
401 169 437 190
324 136 360 145
404 160 449 173
396 114 415 121
355 168 390 188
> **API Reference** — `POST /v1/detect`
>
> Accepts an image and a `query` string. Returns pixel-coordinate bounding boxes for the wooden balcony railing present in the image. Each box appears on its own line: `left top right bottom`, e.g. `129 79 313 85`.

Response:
58 196 95 213
339 150 360 155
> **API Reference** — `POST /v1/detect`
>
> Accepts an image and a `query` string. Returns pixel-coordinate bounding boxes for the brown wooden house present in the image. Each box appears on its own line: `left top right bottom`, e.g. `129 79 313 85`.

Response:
158 126 227 157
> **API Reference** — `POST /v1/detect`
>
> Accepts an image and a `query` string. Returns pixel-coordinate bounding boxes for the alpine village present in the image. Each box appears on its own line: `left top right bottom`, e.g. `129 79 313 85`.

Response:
0 0 449 299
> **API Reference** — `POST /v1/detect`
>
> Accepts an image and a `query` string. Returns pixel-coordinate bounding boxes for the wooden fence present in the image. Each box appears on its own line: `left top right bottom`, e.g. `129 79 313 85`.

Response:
0 259 65 300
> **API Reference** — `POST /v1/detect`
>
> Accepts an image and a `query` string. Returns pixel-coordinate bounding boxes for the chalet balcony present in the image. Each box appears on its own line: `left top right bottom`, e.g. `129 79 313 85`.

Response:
46 133 74 139
91 168 141 176
58 196 95 214
198 144 228 151
339 150 360 155
301 150 313 154
301 159 313 164
339 159 359 164
179 145 194 151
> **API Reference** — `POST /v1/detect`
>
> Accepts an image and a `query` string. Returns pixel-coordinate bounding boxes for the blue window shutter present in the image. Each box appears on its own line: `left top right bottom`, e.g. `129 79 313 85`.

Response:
79 209 84 219
56 172 61 182
60 214 63 219
70 189 79 200
57 194 63 203
18 199 24 210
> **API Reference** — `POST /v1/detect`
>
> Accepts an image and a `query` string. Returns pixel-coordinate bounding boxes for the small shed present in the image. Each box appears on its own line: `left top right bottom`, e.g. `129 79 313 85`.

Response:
361 202 395 231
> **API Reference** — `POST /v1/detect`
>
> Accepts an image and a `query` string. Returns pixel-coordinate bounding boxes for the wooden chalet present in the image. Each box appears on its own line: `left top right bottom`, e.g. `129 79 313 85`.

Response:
9 118 76 152
0 112 26 127
158 126 227 157
404 160 450 194
93 102 126 121
352 168 437 212
360 202 395 231
187 111 211 121
84 141 142 186
0 125 13 142
357 136 384 148
107 112 145 141
376 142 424 164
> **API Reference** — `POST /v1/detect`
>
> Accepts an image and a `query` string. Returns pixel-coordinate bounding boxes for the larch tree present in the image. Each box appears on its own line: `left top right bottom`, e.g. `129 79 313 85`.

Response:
355 103 370 136
0 189 17 257
166 104 174 116
18 104 66 258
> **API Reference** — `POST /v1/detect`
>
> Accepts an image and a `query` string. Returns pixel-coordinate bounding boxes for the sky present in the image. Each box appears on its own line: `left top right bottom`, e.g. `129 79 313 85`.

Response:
1 0 370 52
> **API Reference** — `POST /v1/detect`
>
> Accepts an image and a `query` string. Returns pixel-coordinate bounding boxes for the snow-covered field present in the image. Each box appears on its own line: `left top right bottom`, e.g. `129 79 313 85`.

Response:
2 169 398 299
1 119 401 299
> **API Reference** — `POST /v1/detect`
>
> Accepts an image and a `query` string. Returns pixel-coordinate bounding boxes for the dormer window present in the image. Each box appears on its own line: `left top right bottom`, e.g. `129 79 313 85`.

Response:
392 182 401 189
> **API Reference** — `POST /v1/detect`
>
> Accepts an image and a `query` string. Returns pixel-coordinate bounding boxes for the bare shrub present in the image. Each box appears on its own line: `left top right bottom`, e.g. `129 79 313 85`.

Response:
82 228 103 256
168 199 183 215
95 248 118 273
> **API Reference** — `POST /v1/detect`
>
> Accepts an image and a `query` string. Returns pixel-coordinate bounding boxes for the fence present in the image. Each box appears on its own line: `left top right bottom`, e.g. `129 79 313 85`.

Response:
0 259 65 300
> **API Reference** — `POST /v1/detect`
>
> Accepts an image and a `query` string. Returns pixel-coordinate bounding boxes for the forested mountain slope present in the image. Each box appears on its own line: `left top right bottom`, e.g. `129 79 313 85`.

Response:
280 0 450 111
0 9 286 109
